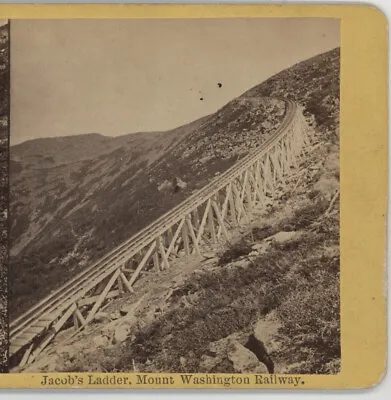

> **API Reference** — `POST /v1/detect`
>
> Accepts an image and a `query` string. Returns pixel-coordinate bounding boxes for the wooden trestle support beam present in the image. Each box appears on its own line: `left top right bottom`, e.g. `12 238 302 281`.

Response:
10 101 312 367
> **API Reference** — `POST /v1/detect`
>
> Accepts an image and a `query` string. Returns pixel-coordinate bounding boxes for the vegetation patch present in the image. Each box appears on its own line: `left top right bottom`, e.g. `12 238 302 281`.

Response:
217 239 253 266
94 224 338 373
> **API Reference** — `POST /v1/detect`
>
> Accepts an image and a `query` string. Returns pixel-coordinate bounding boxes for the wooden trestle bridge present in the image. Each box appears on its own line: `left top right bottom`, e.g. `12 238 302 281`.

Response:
10 100 311 367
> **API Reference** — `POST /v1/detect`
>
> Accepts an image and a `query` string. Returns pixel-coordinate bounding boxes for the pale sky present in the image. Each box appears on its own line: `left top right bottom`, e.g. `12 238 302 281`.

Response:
10 18 339 144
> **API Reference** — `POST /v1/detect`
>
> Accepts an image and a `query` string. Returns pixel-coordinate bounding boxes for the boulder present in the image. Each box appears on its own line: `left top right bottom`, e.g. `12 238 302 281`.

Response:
174 177 187 192
208 332 246 356
322 245 339 259
254 317 280 342
200 355 220 372
179 357 187 368
110 310 121 320
272 231 302 244
227 341 262 373
120 298 144 317
55 345 78 359
243 334 274 373
114 324 131 344
93 312 111 323
157 180 173 192
100 319 118 340
120 304 132 316
314 176 339 201
204 257 219 265
251 241 272 254
100 314 138 345
121 313 138 327
93 335 110 348
203 251 216 260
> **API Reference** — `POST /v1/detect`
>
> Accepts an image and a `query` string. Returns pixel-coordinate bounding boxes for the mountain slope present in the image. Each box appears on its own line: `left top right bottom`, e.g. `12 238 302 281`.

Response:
10 89 286 317
27 47 341 375
246 47 340 133
10 48 340 320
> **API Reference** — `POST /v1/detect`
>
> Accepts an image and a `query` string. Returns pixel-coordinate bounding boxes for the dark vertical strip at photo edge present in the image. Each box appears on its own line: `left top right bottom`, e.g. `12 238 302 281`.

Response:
0 19 10 374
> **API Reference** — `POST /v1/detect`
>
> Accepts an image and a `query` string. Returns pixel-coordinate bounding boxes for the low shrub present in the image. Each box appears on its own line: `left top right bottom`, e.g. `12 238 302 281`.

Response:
275 274 340 374
217 239 252 266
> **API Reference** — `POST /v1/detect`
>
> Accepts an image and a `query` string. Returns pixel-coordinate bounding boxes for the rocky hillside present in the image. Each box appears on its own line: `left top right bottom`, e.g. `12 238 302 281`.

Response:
0 22 9 373
26 47 340 375
246 47 340 134
10 87 286 317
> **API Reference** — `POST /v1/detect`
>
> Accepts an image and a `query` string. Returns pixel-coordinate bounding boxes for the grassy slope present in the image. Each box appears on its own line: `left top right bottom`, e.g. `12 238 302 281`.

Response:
0 23 9 372
10 90 286 317
45 48 340 375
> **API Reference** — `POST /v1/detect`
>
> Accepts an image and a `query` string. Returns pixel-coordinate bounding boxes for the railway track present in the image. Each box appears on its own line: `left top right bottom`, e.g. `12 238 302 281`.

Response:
10 100 311 367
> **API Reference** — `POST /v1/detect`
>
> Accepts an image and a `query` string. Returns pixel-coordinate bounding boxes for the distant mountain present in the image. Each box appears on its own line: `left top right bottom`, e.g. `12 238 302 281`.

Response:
9 48 340 318
12 133 119 167
11 124 202 169
10 115 210 256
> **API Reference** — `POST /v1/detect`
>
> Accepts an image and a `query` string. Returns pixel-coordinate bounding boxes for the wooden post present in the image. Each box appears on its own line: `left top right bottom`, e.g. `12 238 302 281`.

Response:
153 250 160 272
246 178 253 211
288 136 298 168
128 241 156 286
167 227 174 247
217 185 231 238
246 168 258 209
271 152 278 183
186 216 201 255
117 274 124 294
85 269 121 324
27 331 57 364
166 219 185 257
279 141 287 175
232 181 248 222
247 167 261 206
182 221 190 254
118 271 133 293
74 306 86 326
193 208 201 230
272 146 283 180
19 343 34 368
157 236 170 270
212 201 229 242
208 203 217 243
263 154 275 195
239 171 248 207
254 160 266 205
73 311 80 330
54 303 78 331
227 183 237 224
194 199 212 251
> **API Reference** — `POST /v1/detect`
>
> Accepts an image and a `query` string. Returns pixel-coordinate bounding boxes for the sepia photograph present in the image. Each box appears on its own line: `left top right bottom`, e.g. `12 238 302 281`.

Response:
0 19 9 374
8 18 340 375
